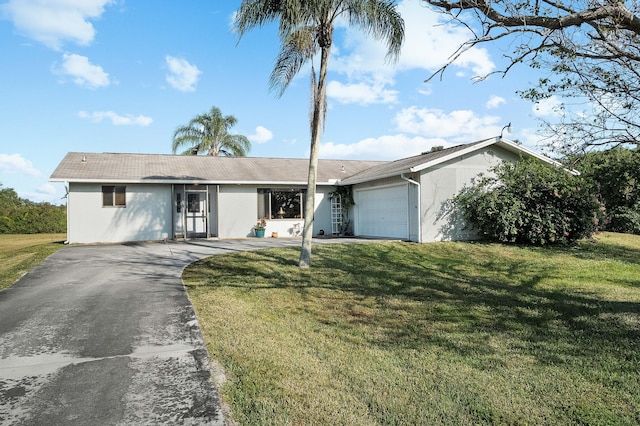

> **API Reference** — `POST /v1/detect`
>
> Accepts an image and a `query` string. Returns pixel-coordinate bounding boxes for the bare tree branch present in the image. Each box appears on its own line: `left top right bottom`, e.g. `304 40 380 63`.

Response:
423 0 640 151
428 0 640 33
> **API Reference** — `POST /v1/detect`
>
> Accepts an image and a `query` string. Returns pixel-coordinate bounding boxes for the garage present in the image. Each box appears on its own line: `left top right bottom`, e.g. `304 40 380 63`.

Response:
354 184 408 239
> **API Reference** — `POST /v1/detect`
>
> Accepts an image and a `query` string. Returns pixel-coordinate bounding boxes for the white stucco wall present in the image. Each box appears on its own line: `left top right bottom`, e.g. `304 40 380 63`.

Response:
217 185 259 238
67 183 172 244
216 185 333 239
420 146 520 242
67 183 335 243
208 185 218 237
312 188 332 236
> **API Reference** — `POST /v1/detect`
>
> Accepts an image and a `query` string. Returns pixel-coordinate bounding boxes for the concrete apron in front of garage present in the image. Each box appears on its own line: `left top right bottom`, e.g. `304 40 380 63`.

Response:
0 237 380 425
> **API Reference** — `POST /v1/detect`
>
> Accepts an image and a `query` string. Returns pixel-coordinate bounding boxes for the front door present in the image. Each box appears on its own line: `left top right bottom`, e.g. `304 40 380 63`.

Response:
186 192 207 238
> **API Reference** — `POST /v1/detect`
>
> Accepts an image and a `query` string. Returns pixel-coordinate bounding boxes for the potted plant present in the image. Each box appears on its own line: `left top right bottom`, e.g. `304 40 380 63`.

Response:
254 217 267 238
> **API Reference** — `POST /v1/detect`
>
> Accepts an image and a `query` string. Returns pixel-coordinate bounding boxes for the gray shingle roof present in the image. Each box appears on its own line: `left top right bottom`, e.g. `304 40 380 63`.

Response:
51 139 559 186
50 152 386 185
339 141 487 185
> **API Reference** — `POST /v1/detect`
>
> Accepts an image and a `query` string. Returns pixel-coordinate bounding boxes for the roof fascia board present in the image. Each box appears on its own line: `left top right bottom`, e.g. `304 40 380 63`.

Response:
407 137 578 176
495 139 579 174
50 178 339 186
337 168 412 186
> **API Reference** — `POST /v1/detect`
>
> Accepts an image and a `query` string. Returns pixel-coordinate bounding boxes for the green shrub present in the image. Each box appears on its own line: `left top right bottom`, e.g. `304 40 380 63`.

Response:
454 158 604 245
574 148 640 235
608 203 640 234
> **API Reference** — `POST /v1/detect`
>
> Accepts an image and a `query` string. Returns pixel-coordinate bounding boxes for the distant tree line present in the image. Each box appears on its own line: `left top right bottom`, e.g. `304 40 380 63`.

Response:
0 184 66 234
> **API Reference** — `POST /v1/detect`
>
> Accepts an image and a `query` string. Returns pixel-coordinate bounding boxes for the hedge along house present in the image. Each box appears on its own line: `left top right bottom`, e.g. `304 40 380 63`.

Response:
50 138 563 244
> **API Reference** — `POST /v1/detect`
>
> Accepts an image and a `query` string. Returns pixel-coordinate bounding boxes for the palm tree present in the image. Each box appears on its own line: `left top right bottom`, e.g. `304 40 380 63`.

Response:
172 106 251 156
234 0 404 268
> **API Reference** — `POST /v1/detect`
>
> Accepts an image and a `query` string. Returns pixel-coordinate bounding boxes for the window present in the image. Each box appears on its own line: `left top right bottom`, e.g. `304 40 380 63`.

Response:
258 188 305 219
187 193 200 213
102 186 126 207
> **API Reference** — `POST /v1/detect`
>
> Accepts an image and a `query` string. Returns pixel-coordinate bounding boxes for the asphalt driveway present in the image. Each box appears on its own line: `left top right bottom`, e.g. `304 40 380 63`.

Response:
0 238 321 425
0 237 375 425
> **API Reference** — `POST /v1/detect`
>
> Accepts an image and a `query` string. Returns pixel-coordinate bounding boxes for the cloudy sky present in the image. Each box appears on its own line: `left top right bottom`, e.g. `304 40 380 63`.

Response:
0 0 559 203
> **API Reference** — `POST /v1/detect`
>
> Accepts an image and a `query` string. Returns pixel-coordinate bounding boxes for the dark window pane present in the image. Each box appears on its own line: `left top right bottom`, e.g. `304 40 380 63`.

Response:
114 186 126 206
257 188 305 219
257 189 269 219
102 186 114 207
102 185 125 207
272 190 299 218
187 193 200 213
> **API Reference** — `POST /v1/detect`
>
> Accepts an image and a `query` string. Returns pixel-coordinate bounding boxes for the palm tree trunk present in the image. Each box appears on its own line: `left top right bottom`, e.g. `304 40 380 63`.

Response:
299 44 330 268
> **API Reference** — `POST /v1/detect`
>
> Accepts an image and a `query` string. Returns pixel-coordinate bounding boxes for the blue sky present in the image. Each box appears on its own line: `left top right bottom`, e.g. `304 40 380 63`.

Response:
0 0 561 204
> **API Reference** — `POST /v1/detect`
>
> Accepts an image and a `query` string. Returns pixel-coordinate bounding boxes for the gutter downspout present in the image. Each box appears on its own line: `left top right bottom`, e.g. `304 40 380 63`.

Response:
401 173 421 243
215 184 220 237
64 182 70 244
171 184 175 240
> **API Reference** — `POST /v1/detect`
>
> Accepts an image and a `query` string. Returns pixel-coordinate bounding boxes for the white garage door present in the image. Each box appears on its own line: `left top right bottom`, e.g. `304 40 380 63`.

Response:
355 184 408 239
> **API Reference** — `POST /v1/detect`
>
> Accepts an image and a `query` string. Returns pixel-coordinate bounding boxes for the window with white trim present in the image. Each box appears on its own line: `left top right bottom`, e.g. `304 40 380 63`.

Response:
102 186 126 207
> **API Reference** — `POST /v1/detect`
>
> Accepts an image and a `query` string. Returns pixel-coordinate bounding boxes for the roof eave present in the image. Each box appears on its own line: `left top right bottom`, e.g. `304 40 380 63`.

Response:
50 177 340 186
406 137 579 176
494 138 580 175
338 168 413 186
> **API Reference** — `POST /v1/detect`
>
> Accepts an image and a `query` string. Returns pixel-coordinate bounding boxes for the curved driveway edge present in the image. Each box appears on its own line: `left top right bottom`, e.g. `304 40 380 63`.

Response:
0 237 375 425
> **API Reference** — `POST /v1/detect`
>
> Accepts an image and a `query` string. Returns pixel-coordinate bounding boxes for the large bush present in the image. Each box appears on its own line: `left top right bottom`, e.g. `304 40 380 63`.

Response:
454 158 604 245
574 148 640 235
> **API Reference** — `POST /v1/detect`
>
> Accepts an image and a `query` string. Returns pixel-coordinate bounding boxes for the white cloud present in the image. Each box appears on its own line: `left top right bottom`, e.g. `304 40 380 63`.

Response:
20 183 64 204
332 0 494 80
394 106 502 141
418 85 433 97
320 134 451 160
54 53 110 89
533 95 563 117
0 153 42 177
165 56 201 92
78 111 153 126
516 127 547 150
322 0 495 107
396 0 494 76
1 0 114 50
248 126 273 143
35 183 58 196
319 104 504 160
486 95 506 109
327 80 398 105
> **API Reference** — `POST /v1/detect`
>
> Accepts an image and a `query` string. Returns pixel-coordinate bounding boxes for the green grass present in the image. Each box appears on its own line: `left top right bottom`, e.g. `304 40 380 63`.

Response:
0 233 67 291
184 232 640 425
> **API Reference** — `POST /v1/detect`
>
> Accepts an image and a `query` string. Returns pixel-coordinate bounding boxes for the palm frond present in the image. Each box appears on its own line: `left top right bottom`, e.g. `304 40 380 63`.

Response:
234 0 303 39
345 0 405 62
269 26 317 96
171 106 251 156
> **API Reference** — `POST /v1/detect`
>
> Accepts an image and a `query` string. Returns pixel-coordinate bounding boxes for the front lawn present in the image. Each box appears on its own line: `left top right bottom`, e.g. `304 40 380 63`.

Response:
0 233 66 290
184 233 640 425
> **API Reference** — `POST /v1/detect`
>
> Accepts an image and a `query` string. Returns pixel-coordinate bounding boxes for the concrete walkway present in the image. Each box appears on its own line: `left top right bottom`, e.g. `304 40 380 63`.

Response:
0 237 375 425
